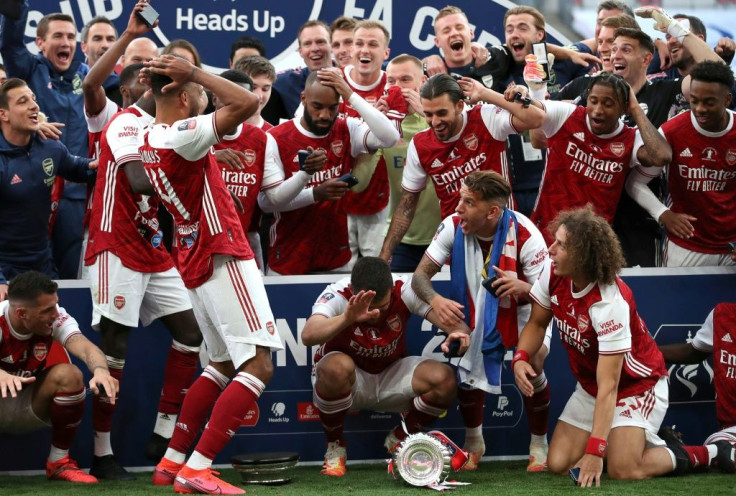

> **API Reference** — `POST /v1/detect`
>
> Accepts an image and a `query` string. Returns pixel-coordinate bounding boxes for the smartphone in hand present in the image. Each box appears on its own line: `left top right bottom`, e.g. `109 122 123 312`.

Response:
337 173 359 188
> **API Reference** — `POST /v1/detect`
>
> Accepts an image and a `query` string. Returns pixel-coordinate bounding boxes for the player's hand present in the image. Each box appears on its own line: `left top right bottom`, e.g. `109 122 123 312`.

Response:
635 6 690 42
659 210 696 239
90 369 119 405
37 121 64 141
402 88 424 116
574 454 603 488
145 55 197 93
512 359 537 397
471 43 490 67
317 67 353 101
215 148 246 170
312 178 349 202
567 49 600 68
456 76 486 105
301 147 327 175
422 54 447 76
653 38 672 71
345 289 379 324
715 37 736 60
228 189 244 212
373 95 390 114
429 295 465 328
490 266 532 300
88 159 99 171
503 82 530 104
127 0 157 36
0 371 35 398
0 284 7 301
441 332 471 356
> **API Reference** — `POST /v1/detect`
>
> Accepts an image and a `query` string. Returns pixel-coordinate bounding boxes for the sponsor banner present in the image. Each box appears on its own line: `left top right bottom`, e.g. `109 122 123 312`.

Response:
0 268 732 471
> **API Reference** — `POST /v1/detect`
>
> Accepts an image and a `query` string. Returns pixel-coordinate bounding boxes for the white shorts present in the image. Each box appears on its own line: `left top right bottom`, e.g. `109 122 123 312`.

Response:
347 207 389 267
559 377 669 448
189 256 283 369
88 251 192 329
704 426 736 446
313 353 428 412
0 383 49 434
664 239 735 267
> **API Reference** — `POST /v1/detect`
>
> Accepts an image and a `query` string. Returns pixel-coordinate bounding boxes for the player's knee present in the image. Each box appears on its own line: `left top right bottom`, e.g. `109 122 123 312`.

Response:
315 354 354 384
165 311 203 347
607 457 645 480
45 363 84 392
424 362 456 399
546 449 572 475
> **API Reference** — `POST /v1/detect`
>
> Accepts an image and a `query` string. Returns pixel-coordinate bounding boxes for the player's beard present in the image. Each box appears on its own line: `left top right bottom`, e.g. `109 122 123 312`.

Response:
303 110 335 136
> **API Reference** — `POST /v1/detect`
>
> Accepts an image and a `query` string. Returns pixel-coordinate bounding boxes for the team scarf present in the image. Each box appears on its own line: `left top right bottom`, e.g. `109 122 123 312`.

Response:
450 208 520 393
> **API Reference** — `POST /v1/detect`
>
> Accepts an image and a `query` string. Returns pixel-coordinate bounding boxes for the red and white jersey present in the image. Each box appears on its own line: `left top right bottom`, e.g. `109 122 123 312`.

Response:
85 105 173 273
656 111 736 253
0 301 80 378
267 117 373 274
691 303 736 429
530 259 667 398
425 212 547 328
141 113 252 289
311 275 431 374
402 105 517 219
255 117 273 132
213 124 283 238
532 102 640 242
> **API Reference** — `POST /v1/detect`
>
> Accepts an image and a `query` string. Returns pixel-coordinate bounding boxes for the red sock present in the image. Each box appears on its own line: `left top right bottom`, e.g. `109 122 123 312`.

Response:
523 381 550 436
399 395 448 440
684 445 710 469
313 388 351 446
194 372 264 461
50 388 86 450
158 343 199 415
92 365 123 432
169 366 227 454
457 387 485 428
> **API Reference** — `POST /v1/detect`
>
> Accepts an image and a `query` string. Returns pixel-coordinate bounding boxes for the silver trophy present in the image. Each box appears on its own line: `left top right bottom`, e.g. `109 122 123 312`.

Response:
392 432 452 487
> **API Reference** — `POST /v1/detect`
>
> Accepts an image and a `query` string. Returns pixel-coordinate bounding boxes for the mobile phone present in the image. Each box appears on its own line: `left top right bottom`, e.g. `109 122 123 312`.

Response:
297 150 311 171
569 467 580 485
337 173 359 188
482 275 499 297
136 3 159 29
443 339 461 358
531 43 551 82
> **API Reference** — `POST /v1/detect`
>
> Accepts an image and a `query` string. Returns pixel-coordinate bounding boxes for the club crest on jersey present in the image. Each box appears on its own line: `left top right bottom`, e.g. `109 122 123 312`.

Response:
114 295 126 310
609 142 625 157
177 119 197 132
387 315 402 333
331 140 344 157
243 149 256 167
33 343 47 361
577 314 590 333
727 150 736 166
266 322 276 335
317 293 335 304
482 74 494 88
42 158 54 176
464 134 479 151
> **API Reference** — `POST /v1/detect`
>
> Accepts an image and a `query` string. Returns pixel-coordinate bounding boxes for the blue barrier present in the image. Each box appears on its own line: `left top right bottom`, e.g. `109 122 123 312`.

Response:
0 267 733 472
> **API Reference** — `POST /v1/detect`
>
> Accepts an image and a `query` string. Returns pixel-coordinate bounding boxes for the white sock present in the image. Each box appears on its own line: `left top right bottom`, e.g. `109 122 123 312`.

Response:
531 434 548 446
706 444 718 463
94 431 113 457
153 412 178 438
164 448 186 464
48 445 68 463
665 447 677 471
186 451 213 471
465 425 483 439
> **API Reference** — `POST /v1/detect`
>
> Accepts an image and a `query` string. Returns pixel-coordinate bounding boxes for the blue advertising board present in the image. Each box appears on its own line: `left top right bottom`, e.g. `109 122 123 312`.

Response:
0 267 733 472
16 0 571 72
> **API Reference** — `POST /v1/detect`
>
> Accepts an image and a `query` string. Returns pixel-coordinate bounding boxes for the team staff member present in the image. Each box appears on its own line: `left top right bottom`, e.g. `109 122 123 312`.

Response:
0 271 118 484
0 79 93 299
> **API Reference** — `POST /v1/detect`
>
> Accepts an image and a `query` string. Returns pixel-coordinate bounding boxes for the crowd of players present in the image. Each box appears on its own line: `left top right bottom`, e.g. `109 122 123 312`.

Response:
0 0 735 492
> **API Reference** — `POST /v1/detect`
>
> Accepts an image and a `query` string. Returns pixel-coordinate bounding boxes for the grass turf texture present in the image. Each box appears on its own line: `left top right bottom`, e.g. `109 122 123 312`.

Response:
1 461 735 495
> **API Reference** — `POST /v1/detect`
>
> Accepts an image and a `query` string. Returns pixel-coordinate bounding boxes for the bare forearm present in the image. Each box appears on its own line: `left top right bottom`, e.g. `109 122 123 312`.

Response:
302 315 351 346
633 107 671 168
659 343 709 364
411 257 441 305
380 191 418 259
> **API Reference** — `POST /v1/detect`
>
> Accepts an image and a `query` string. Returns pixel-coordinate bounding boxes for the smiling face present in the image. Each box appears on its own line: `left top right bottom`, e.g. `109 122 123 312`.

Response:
36 20 77 73
331 29 354 68
249 74 273 117
82 21 117 68
16 292 60 337
596 25 617 73
689 79 731 132
298 25 332 72
504 13 545 64
586 83 625 135
610 35 649 85
421 93 464 142
0 85 41 142
433 13 474 67
352 27 389 80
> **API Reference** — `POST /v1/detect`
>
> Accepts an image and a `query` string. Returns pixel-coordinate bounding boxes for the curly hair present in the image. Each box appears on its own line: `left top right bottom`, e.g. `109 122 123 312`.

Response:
549 207 624 285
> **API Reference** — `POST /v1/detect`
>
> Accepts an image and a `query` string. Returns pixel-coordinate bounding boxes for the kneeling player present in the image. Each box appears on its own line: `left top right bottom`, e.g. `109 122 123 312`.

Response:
302 257 470 476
